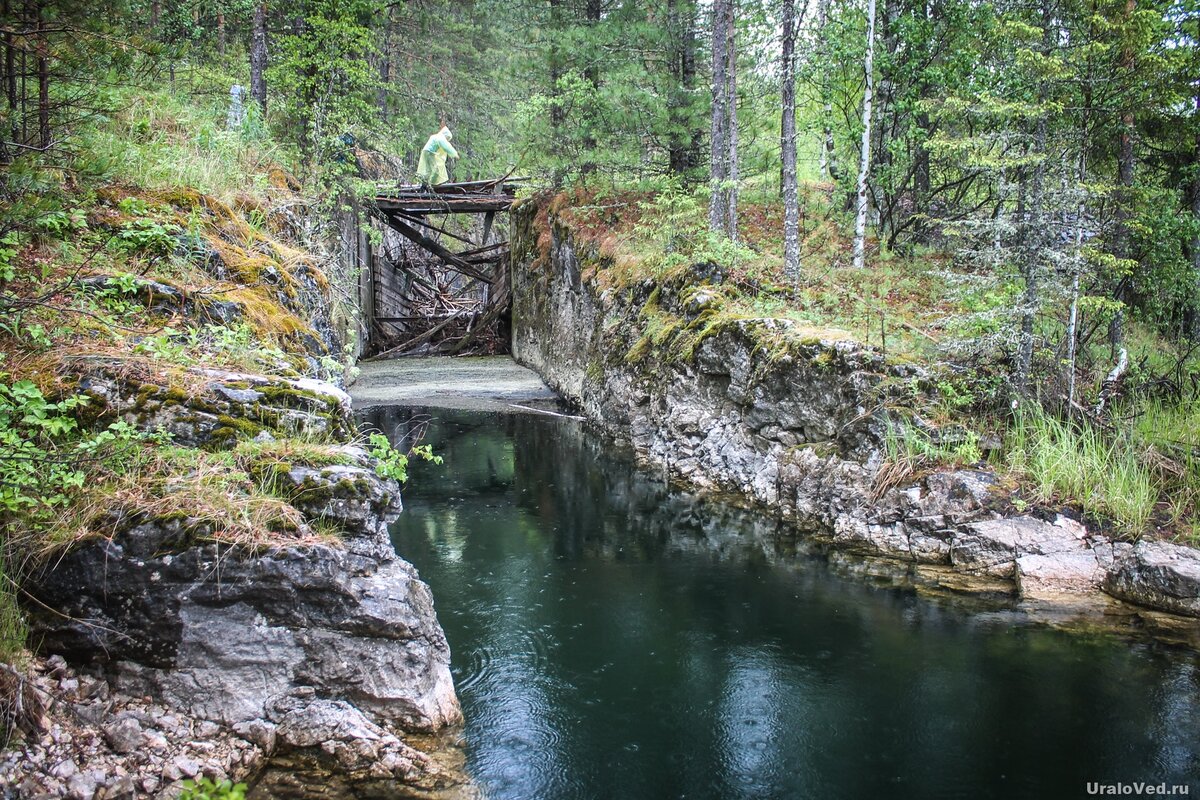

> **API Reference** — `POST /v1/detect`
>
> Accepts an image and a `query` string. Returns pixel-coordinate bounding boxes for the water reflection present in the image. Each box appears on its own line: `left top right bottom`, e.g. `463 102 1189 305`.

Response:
364 406 1200 800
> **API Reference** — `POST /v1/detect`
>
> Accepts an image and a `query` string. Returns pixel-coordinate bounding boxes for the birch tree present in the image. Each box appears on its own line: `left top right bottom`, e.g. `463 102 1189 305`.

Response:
816 0 839 182
250 2 267 112
781 0 801 279
852 0 878 269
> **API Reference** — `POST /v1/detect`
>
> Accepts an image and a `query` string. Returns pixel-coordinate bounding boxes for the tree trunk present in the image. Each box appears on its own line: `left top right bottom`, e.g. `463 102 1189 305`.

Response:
377 6 394 120
1109 0 1137 350
1015 10 1054 392
3 0 17 154
873 0 899 244
549 0 564 130
1190 92 1200 339
781 0 800 279
250 2 268 113
724 0 738 241
709 0 730 234
852 0 878 269
1066 149 1089 414
580 0 602 176
217 11 226 56
151 1 160 29
35 0 48 150
817 0 838 183
667 0 700 180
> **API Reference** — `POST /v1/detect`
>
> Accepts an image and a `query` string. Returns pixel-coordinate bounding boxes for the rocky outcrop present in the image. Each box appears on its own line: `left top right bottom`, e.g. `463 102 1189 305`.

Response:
1104 541 1200 617
509 200 1200 620
20 367 465 794
0 653 470 799
27 514 458 730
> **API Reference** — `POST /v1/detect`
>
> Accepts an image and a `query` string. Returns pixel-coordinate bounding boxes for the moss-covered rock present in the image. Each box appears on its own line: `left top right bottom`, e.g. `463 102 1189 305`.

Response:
77 362 355 448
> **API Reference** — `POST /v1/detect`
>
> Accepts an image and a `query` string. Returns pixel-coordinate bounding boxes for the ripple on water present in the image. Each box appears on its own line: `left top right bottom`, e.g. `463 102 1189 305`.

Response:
469 694 587 800
455 616 558 695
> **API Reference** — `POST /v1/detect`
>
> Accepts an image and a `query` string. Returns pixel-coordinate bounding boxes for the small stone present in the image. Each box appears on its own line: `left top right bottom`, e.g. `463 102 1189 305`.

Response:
144 732 169 751
100 775 136 799
103 717 143 755
65 772 97 800
171 754 201 778
50 758 78 779
140 777 159 793
233 720 277 754
195 720 220 738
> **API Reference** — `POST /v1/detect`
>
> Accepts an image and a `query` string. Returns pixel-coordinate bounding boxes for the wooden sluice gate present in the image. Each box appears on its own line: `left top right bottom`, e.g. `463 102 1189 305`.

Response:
365 178 525 359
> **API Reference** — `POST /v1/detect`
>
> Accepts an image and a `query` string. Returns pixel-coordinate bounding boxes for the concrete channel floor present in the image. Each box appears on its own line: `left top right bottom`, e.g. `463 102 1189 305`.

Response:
348 355 565 414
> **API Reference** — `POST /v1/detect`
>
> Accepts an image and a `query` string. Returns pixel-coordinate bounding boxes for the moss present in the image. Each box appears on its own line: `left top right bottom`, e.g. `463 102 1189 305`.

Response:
257 383 333 412
211 413 264 443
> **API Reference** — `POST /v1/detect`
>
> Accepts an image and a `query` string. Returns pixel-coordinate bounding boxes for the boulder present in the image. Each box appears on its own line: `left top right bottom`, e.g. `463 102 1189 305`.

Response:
1103 541 1200 618
950 515 1093 578
25 512 461 734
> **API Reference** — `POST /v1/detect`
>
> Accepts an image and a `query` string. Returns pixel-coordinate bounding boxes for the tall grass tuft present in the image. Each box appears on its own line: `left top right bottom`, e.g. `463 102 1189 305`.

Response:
0 556 27 665
1003 405 1157 534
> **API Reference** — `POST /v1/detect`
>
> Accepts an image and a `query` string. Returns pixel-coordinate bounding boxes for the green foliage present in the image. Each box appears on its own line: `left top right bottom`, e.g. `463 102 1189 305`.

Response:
179 778 248 800
0 380 89 512
0 232 20 283
134 324 291 373
77 87 281 200
0 378 167 516
367 433 442 484
114 217 182 256
268 0 381 174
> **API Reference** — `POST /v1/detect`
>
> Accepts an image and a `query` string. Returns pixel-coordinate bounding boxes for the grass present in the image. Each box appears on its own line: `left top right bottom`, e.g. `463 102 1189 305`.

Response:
78 85 285 203
1002 405 1158 536
0 557 26 666
10 442 341 562
545 184 959 359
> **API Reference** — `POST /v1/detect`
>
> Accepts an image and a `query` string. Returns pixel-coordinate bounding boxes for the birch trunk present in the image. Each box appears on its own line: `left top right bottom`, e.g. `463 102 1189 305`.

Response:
250 2 268 113
709 0 730 234
852 0 877 269
781 0 800 279
724 0 738 242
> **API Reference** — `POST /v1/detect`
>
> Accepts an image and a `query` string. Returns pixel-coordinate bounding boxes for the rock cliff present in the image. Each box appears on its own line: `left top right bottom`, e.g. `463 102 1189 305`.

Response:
509 198 1200 621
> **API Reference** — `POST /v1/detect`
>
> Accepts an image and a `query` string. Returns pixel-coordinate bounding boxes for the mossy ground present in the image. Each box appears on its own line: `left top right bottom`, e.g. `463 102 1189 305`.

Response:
0 84 362 592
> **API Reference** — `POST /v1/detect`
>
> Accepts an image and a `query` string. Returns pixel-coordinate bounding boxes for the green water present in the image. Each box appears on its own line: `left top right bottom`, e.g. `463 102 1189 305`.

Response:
366 406 1200 800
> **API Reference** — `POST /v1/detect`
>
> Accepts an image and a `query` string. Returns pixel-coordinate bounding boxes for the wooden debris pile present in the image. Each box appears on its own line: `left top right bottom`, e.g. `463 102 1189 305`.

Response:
367 179 525 358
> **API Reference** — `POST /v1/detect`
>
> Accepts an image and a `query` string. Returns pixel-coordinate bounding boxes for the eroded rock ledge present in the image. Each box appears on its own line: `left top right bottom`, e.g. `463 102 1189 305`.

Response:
14 367 467 797
509 200 1200 622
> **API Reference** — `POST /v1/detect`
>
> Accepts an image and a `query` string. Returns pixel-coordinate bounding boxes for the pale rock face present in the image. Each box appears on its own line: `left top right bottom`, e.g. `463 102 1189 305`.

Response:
23 370 464 793
1104 541 1200 617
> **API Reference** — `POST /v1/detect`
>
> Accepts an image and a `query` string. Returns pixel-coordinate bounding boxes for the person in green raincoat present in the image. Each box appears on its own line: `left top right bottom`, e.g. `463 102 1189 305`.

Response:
416 126 459 186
